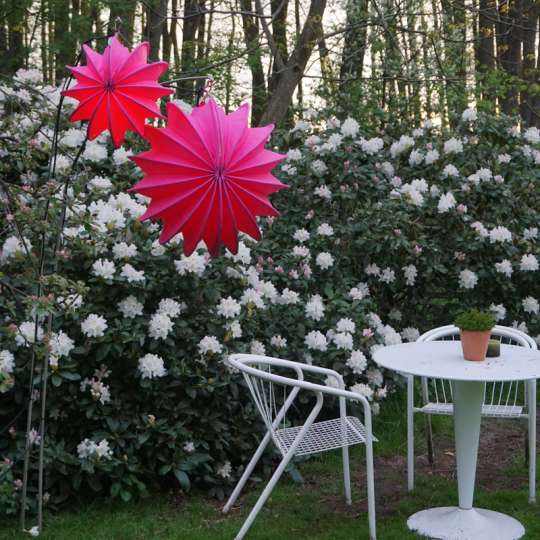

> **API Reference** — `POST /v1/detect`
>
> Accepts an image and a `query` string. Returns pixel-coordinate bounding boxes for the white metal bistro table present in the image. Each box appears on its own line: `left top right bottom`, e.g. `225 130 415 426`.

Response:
373 340 540 540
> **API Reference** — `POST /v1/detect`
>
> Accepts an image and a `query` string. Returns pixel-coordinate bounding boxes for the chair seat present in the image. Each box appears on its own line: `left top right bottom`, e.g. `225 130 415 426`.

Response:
420 402 524 418
274 416 374 457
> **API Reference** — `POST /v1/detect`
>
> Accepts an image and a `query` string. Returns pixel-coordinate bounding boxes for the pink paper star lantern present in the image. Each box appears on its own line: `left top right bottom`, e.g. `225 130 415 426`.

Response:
62 35 173 147
130 99 287 256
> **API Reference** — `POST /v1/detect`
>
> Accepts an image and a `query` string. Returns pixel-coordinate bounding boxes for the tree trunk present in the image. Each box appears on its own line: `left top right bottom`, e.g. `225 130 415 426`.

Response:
475 0 496 109
340 0 368 94
178 0 201 98
240 0 267 125
260 0 327 126
171 0 180 69
268 0 289 93
520 1 538 125
145 0 168 60
497 0 523 115
5 0 29 75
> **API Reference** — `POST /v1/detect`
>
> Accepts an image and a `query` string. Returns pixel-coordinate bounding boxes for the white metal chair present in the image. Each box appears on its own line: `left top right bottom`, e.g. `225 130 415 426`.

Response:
222 354 377 540
407 324 537 502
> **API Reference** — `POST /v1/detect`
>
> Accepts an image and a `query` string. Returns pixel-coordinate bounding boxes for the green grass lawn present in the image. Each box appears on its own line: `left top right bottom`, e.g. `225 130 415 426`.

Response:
2 394 539 539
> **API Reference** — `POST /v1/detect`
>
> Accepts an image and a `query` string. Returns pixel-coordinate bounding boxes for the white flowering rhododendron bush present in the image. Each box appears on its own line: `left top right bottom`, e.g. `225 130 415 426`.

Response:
1 72 540 513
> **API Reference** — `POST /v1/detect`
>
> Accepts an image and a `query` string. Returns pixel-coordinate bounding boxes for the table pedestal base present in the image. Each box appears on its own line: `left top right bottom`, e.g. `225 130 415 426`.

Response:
407 507 525 540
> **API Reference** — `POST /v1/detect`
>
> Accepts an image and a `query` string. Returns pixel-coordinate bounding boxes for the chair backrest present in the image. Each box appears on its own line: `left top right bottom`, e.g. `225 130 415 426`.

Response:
226 355 328 444
417 325 536 412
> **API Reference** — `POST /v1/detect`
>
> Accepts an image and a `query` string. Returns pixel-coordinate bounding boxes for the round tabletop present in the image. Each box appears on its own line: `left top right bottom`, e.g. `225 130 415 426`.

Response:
373 341 540 382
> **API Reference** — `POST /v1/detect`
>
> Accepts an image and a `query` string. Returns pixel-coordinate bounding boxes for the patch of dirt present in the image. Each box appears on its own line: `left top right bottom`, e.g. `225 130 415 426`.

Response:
323 416 536 515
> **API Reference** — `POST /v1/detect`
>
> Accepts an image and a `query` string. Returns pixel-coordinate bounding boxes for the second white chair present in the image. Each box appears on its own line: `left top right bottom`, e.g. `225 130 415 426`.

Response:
407 324 537 503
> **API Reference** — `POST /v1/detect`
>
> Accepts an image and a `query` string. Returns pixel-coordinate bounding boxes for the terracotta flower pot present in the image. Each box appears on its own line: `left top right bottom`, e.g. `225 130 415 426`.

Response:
459 330 491 361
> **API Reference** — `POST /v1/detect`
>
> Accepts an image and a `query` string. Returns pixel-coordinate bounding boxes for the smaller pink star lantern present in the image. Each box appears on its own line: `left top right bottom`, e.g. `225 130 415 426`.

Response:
62 34 173 147
130 99 287 256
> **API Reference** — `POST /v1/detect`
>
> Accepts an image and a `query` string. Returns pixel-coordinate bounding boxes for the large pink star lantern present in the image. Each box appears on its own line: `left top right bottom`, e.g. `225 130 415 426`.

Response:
130 99 287 256
62 34 173 147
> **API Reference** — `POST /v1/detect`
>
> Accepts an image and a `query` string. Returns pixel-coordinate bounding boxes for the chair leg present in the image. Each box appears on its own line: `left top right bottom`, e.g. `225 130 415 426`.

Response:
234 449 296 540
342 445 352 505
425 415 435 465
223 432 271 514
528 380 536 504
365 436 377 540
407 375 415 491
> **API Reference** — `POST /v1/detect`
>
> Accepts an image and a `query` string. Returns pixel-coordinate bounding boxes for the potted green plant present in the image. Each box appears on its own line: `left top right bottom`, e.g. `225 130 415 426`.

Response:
454 309 496 361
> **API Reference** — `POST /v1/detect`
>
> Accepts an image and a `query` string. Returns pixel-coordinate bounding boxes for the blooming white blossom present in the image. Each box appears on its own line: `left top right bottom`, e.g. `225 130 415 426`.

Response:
270 335 287 349
293 228 310 242
346 350 368 374
312 159 327 175
81 314 108 338
293 245 310 258
280 288 300 304
317 223 334 236
522 297 539 314
333 332 353 350
217 461 232 479
443 137 464 154
409 149 424 166
379 267 396 284
250 340 266 355
228 321 242 339
497 153 511 164
401 327 420 342
424 149 440 164
367 368 383 387
60 128 86 148
305 295 325 321
149 313 174 340
49 331 74 363
316 252 334 270
77 439 113 461
287 148 302 161
437 192 456 213
112 147 132 165
390 135 414 157
112 242 138 259
442 164 459 178
1 235 32 262
217 296 241 318
304 330 328 351
523 228 538 241
198 336 223 355
15 321 44 346
183 441 195 453
524 126 540 144
118 296 144 318
520 254 539 271
83 140 107 162
0 350 14 374
314 185 332 199
471 221 489 238
157 298 183 318
350 383 374 400
92 258 116 279
495 259 513 277
490 303 506 321
462 108 477 122
341 117 359 137
336 318 355 334
175 253 207 276
360 137 384 155
489 226 512 243
89 175 113 191
458 269 478 289
120 263 145 283
138 353 167 379
403 264 417 286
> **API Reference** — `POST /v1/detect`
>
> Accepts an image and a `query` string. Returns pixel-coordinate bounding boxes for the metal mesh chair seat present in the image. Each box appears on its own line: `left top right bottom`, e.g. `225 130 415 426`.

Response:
420 402 523 418
274 416 373 457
